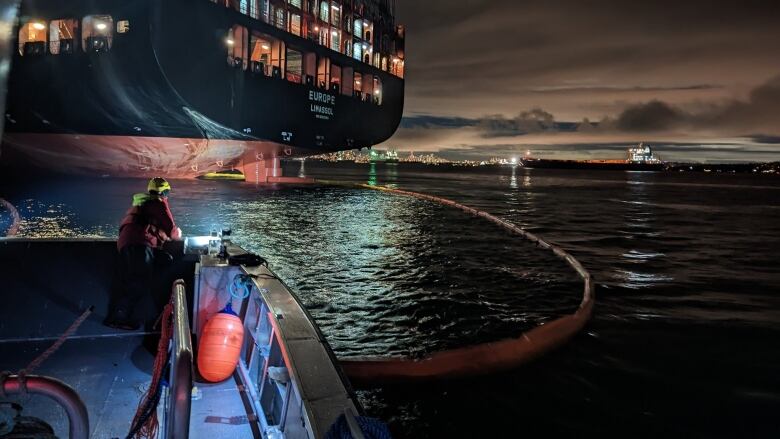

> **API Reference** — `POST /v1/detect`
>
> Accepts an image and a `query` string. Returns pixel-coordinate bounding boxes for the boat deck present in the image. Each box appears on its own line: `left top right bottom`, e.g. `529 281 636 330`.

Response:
0 334 153 438
0 334 256 438
0 239 360 438
0 240 255 438
190 376 257 438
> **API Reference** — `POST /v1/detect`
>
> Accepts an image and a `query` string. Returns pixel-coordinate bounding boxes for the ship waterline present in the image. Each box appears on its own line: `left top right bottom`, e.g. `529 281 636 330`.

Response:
2 133 311 177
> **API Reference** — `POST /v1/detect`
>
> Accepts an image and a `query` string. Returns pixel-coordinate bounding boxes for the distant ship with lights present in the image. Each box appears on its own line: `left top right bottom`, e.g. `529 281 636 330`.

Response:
2 0 405 182
520 144 665 171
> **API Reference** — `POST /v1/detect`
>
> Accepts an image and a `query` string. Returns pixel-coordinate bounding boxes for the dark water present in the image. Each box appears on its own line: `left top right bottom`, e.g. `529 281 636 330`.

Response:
2 163 779 438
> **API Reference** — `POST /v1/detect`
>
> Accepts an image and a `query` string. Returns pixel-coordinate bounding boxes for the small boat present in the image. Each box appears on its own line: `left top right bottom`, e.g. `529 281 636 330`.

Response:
0 236 373 438
197 169 247 181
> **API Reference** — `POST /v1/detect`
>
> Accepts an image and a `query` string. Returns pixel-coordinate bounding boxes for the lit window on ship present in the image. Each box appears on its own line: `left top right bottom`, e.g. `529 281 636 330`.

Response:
213 0 405 80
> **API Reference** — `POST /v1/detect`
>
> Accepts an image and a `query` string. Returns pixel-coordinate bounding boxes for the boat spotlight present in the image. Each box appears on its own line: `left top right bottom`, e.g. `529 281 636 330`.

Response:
32 22 45 30
95 22 107 31
226 37 235 46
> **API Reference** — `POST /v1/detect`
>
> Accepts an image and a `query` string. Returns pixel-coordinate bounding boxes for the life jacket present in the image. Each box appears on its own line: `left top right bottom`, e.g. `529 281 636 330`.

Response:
118 193 170 247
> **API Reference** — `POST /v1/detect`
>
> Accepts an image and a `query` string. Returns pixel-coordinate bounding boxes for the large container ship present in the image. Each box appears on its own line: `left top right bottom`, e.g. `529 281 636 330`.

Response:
520 144 665 172
2 0 405 181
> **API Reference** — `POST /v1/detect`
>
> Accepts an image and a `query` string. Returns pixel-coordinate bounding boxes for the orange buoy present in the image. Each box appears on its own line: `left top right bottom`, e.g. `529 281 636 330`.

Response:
197 303 244 382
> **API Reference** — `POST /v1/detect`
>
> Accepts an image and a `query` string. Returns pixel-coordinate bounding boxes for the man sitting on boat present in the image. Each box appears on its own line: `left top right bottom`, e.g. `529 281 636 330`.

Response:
104 177 181 330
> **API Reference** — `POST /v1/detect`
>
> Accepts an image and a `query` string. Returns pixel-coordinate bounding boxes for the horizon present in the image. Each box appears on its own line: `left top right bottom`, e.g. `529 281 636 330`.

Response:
369 143 779 164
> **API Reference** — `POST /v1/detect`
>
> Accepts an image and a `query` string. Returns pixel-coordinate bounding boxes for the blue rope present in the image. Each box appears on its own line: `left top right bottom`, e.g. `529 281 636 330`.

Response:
228 274 252 299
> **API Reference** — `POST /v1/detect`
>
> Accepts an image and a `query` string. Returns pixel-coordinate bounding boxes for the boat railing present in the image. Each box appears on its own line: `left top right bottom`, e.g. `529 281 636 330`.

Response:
166 279 193 439
1 374 89 439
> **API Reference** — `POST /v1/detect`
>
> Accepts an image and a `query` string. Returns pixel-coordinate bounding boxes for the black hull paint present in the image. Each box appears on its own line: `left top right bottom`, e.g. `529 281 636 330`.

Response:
3 0 404 176
521 159 665 172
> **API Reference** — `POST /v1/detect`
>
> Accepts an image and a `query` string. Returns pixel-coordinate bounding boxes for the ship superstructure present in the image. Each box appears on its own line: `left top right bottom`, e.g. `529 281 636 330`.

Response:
2 0 405 180
628 143 660 164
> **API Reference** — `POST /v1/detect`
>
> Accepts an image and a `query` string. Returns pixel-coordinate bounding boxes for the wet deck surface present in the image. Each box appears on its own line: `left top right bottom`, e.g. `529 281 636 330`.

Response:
0 334 256 438
0 334 154 438
0 241 256 438
190 376 257 438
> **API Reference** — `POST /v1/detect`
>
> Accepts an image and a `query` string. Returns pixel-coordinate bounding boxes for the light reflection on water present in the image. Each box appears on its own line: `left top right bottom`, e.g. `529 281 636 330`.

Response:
0 174 580 357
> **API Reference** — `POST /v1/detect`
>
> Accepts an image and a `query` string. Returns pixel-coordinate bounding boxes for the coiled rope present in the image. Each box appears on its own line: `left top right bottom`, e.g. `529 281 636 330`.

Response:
335 184 595 382
126 297 174 439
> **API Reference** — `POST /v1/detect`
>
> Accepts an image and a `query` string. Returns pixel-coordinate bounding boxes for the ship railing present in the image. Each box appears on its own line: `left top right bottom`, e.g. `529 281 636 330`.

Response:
165 279 193 439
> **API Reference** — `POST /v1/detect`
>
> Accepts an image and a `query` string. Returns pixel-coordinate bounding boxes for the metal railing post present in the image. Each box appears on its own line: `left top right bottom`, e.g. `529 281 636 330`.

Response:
167 279 193 439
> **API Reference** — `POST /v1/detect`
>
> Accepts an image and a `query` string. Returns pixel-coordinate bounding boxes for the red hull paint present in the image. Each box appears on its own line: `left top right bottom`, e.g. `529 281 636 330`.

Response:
2 133 301 178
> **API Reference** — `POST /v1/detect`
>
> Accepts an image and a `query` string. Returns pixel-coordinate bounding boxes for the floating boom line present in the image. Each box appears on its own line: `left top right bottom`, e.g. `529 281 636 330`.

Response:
337 184 595 383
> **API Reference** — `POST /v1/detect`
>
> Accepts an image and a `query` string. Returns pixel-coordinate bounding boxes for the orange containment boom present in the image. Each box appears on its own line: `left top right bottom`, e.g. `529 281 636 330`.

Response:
338 185 595 383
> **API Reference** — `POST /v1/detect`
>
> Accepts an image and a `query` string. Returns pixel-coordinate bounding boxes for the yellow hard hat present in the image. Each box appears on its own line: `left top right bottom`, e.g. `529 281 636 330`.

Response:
147 177 171 194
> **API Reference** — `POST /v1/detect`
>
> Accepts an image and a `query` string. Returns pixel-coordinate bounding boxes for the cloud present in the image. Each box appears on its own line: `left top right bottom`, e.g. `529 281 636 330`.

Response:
605 75 780 134
379 76 780 162
750 135 780 144
396 0 780 121
529 84 723 94
476 109 558 137
698 75 780 132
615 101 683 132
399 115 476 130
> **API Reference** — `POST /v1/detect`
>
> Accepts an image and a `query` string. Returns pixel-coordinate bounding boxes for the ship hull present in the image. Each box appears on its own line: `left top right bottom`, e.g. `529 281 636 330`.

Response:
520 159 665 172
1 133 316 177
2 0 404 177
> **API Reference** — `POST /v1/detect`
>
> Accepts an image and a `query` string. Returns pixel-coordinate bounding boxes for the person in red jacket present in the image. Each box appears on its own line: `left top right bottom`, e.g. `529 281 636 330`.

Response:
105 177 182 330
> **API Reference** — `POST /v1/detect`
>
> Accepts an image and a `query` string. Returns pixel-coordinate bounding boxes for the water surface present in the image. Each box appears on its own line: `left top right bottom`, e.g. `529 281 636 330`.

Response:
2 162 779 438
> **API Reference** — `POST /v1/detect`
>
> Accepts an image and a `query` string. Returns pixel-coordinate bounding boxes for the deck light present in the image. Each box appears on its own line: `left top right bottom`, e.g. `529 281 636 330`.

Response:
95 22 107 31
32 22 45 30
314 26 319 31
261 43 270 50
226 38 235 46
374 89 380 95
332 30 337 36
362 44 367 50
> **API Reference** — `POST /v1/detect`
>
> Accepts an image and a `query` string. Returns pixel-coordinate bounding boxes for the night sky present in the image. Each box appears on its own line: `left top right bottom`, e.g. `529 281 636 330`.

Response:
382 0 780 162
